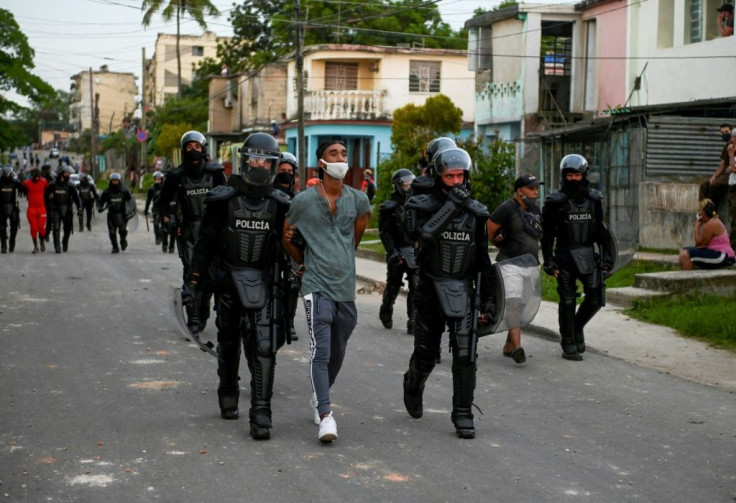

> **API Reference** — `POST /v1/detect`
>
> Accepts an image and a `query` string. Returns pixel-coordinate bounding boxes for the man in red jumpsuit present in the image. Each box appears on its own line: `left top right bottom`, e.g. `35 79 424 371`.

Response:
22 168 48 253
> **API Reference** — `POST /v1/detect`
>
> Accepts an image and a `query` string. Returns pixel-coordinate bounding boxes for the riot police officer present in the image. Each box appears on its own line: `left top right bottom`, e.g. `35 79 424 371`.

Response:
0 166 25 253
378 168 418 333
402 147 496 439
46 165 81 253
144 170 165 249
187 133 290 440
77 174 99 232
541 154 611 361
273 152 300 342
41 162 55 243
97 173 132 253
156 131 226 333
411 137 456 196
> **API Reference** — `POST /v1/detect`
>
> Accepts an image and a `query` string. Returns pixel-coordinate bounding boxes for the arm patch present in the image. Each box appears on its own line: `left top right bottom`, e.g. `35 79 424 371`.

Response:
268 188 291 206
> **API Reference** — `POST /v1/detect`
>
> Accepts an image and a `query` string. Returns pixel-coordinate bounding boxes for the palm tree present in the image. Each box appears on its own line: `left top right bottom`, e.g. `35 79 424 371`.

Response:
141 0 219 97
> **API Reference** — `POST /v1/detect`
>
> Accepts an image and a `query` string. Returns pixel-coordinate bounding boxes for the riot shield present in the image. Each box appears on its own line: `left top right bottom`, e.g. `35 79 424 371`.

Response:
125 196 139 232
170 286 217 357
600 224 632 279
477 253 542 336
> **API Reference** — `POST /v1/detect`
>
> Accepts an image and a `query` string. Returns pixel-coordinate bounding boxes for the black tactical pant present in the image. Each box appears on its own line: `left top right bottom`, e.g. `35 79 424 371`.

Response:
0 209 20 252
79 201 94 230
556 255 603 352
107 214 128 251
216 288 283 426
380 259 418 331
51 210 74 252
406 277 476 421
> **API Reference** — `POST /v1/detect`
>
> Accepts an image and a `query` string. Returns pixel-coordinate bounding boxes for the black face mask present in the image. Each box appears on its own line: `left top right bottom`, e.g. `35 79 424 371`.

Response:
274 172 293 186
110 182 121 192
184 149 204 167
722 133 732 142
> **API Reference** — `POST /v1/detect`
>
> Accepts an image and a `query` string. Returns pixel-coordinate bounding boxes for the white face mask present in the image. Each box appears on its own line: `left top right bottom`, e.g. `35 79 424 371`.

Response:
320 159 349 180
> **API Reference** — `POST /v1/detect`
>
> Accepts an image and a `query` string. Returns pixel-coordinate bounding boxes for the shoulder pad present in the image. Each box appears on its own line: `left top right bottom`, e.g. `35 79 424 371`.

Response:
465 199 490 217
168 166 184 177
379 200 400 213
205 185 236 202
205 163 225 172
544 190 567 203
588 188 603 201
411 176 433 189
268 188 291 205
405 194 441 211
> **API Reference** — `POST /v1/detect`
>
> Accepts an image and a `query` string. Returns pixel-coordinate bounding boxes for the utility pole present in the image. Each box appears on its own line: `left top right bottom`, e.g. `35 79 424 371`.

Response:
295 0 306 190
88 67 97 179
141 47 147 173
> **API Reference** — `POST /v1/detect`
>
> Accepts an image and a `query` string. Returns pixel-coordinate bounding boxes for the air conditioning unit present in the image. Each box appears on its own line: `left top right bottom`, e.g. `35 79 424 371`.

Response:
224 98 233 108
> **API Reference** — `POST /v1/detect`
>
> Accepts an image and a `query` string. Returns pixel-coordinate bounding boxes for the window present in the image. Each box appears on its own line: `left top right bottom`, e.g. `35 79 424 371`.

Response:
468 27 493 71
685 0 722 43
409 60 441 93
325 62 358 90
192 46 204 57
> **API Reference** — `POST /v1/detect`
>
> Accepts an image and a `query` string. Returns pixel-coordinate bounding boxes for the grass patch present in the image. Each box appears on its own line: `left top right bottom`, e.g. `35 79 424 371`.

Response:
625 293 736 351
541 260 678 303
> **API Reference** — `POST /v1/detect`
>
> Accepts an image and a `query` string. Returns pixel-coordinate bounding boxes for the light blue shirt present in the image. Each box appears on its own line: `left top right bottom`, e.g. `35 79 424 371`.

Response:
287 184 371 301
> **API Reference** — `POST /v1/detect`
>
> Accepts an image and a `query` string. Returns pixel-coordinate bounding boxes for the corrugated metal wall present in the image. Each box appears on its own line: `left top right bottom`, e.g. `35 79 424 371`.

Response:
645 116 727 177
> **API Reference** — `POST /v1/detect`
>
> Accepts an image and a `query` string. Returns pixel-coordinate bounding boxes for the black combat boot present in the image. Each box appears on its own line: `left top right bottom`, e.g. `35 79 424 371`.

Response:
249 355 275 440
32 238 39 254
379 303 393 329
451 357 476 439
217 342 241 420
39 237 45 252
379 284 400 329
9 234 16 252
403 355 433 419
559 300 582 361
1 238 6 253
53 229 61 253
62 237 69 252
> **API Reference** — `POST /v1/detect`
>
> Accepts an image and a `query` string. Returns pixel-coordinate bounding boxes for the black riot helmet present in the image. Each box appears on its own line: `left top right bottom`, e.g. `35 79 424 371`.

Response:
392 168 415 195
153 170 164 182
109 172 122 182
559 154 589 180
426 137 456 163
559 154 590 198
180 130 208 158
433 147 472 187
238 132 280 187
279 152 298 172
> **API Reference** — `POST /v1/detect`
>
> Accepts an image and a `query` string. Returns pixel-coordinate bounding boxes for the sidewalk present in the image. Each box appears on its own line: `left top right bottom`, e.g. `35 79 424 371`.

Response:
355 255 736 392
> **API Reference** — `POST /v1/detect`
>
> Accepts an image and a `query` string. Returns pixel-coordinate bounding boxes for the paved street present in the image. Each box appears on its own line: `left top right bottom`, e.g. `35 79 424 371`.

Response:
1 201 735 502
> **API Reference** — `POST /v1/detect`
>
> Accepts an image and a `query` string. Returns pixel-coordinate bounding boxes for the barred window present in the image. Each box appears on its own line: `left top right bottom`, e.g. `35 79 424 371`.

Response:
325 62 358 90
409 60 440 93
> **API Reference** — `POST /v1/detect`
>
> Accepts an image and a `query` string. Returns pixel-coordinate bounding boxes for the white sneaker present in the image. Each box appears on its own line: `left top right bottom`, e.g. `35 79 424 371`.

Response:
310 393 320 425
318 412 338 443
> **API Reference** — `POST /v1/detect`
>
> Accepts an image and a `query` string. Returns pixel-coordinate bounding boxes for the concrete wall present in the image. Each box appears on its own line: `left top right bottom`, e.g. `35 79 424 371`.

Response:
639 181 732 249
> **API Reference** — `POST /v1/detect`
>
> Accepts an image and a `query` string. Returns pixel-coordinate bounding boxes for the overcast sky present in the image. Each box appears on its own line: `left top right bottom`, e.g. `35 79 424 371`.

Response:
4 0 564 109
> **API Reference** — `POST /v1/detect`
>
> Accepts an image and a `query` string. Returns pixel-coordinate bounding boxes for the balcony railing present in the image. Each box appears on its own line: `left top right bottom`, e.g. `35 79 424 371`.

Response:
304 89 388 121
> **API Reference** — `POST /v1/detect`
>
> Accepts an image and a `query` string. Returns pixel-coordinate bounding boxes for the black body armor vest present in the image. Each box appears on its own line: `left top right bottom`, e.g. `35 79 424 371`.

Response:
562 198 596 246
51 183 72 215
0 181 19 216
222 195 281 270
78 183 94 202
422 211 477 279
179 173 214 239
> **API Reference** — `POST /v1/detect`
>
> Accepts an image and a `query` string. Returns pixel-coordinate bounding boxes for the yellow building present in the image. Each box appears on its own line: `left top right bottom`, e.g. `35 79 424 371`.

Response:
69 66 138 136
147 31 230 106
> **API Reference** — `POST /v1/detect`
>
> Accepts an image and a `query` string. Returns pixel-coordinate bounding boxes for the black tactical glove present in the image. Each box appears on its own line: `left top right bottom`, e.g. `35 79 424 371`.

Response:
448 185 471 207
482 297 496 320
601 255 613 277
290 228 306 252
181 282 196 307
388 249 403 266
543 261 557 277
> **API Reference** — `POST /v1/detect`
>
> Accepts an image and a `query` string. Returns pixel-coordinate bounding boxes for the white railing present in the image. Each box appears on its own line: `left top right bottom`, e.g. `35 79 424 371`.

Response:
304 89 388 121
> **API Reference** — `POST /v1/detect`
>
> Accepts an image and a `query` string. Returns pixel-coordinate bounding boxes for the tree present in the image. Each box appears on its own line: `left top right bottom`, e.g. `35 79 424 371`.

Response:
155 122 195 158
0 8 55 149
141 0 219 96
375 94 516 216
220 0 466 72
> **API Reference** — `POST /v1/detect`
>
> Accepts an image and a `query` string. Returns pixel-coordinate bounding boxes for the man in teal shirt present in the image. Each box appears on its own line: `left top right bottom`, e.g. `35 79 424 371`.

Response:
283 138 371 443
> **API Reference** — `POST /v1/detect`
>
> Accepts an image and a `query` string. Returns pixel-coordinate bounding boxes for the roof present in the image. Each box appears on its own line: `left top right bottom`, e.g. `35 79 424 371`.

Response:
574 0 621 11
298 44 468 58
464 5 520 29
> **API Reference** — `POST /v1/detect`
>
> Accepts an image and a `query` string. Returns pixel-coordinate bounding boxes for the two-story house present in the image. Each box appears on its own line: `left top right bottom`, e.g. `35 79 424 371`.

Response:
281 44 475 188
